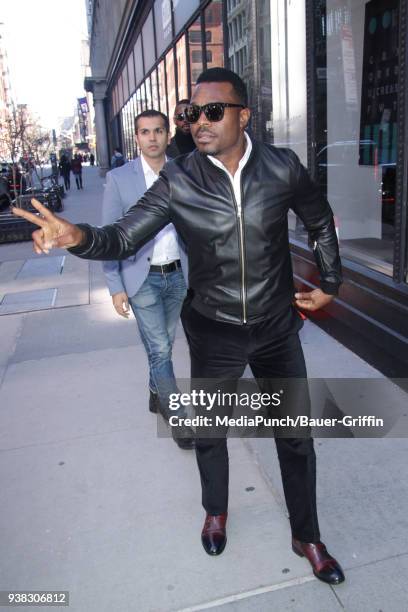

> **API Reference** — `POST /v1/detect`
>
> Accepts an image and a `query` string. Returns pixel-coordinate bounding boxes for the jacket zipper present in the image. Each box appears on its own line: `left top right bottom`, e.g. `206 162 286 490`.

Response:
313 240 326 275
230 179 247 324
206 161 248 324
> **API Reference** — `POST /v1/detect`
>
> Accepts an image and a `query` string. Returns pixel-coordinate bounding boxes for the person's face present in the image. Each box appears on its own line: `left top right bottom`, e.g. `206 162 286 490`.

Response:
174 103 191 134
189 82 250 156
135 116 170 159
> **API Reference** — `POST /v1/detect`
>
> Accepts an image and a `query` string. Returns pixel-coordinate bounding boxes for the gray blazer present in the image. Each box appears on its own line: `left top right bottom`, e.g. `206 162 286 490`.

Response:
102 157 188 298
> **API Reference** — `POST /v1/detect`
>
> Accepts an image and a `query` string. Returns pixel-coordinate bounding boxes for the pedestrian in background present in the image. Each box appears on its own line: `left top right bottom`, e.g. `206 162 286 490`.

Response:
111 147 125 168
166 99 195 157
59 155 71 191
71 154 83 190
102 109 192 449
90 153 95 166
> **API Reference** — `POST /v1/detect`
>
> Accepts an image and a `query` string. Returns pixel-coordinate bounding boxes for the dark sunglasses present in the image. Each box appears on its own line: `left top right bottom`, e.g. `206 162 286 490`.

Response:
174 112 186 121
185 102 245 123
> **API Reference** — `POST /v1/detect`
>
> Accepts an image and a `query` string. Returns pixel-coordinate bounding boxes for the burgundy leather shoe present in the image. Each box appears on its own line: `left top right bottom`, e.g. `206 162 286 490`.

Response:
201 513 228 556
292 538 345 584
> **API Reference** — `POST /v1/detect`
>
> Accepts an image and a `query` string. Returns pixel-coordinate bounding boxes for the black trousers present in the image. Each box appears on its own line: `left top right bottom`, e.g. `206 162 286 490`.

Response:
74 173 83 189
181 298 320 543
62 173 70 190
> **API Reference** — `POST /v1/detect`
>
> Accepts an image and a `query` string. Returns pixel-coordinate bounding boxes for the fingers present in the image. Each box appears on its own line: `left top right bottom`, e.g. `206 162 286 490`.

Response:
294 291 316 311
294 292 312 301
30 198 57 220
32 229 47 254
115 306 130 318
32 228 56 254
295 298 316 311
12 205 47 228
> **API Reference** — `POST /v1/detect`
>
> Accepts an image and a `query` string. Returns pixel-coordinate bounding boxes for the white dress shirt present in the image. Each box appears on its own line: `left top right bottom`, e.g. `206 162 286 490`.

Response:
140 154 180 265
207 132 253 215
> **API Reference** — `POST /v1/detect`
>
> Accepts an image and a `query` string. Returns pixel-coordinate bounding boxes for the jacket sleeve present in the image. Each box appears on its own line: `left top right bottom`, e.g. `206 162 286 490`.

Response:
101 171 126 296
68 168 171 261
288 150 342 295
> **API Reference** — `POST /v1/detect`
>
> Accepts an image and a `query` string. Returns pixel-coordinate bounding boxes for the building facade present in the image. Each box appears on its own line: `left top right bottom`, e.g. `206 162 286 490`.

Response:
0 24 14 160
87 0 408 377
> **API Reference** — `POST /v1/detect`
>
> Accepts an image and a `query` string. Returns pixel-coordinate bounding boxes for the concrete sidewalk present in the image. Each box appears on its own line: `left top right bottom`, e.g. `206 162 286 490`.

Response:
0 166 407 612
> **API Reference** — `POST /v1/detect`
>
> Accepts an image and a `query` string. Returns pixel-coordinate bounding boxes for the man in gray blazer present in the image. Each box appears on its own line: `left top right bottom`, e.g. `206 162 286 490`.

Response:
102 109 193 449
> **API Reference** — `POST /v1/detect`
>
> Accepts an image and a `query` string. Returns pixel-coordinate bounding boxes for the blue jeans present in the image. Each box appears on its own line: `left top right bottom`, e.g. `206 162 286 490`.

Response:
129 268 187 414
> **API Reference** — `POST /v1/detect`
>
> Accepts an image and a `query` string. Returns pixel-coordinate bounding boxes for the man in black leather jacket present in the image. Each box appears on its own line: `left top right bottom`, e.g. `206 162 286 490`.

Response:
14 68 344 585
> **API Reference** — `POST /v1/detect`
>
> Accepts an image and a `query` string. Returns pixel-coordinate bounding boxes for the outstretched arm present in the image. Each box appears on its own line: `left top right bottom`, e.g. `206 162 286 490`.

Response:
12 169 172 261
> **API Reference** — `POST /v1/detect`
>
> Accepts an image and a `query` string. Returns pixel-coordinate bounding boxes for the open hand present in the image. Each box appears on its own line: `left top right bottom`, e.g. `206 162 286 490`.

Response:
294 288 334 311
12 198 84 254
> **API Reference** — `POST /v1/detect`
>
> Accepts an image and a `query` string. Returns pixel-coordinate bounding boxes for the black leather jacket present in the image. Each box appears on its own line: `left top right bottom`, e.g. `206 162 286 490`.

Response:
70 141 342 325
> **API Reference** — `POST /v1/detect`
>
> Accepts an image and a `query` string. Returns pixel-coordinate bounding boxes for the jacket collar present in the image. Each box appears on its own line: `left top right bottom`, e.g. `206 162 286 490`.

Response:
198 133 258 172
132 157 143 175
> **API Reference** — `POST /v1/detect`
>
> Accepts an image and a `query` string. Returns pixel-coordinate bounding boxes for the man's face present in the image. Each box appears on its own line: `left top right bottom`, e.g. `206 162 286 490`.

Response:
135 116 170 159
189 82 250 157
174 103 191 134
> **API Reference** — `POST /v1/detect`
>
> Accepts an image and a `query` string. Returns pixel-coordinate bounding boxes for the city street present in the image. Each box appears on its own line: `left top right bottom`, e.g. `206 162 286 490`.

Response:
1 166 408 612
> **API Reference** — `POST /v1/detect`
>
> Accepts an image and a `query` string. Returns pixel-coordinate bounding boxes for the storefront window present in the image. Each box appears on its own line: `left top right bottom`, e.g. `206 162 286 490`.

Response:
127 102 134 158
112 85 118 117
226 1 271 143
130 95 137 157
145 76 152 109
308 0 399 276
122 64 129 104
227 1 247 77
128 51 136 96
118 74 124 110
134 36 144 86
157 59 168 116
188 16 203 86
142 11 156 73
166 48 177 125
121 104 129 160
173 0 199 36
204 0 225 69
151 69 160 111
154 0 173 57
139 81 147 110
136 86 143 114
176 35 188 100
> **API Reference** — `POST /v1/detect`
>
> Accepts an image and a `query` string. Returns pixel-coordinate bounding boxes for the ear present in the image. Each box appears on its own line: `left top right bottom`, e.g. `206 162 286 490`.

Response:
240 108 251 130
167 131 171 145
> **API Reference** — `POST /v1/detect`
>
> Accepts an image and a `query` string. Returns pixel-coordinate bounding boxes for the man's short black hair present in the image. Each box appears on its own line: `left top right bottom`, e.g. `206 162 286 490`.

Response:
175 99 190 107
134 109 170 133
196 67 248 107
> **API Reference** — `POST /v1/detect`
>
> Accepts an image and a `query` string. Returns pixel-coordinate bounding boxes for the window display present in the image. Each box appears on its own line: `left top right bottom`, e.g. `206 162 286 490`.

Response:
319 0 398 275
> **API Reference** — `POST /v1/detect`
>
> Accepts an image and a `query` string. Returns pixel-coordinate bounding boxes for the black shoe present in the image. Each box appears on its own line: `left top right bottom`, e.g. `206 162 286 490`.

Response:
171 423 195 450
201 513 227 555
155 401 195 450
292 538 345 585
149 390 160 414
